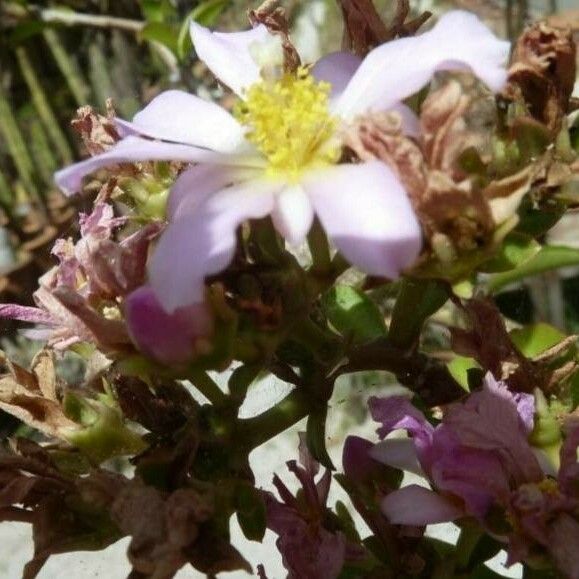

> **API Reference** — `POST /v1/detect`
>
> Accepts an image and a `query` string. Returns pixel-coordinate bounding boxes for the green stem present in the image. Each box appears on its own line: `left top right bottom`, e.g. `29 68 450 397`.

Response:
16 47 74 164
307 219 331 274
188 369 227 405
43 29 91 107
239 388 310 449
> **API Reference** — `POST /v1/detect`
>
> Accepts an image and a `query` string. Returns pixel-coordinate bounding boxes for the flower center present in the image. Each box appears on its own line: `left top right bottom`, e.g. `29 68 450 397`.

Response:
234 68 339 180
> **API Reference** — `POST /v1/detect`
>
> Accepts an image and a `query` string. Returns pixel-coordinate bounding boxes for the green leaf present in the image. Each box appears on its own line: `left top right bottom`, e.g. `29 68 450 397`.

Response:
63 394 146 464
191 0 230 26
480 232 540 273
488 245 579 293
516 199 565 237
141 0 176 23
140 22 179 55
322 285 386 342
236 483 266 542
388 279 448 349
228 364 261 403
509 323 566 358
447 356 479 390
306 409 334 470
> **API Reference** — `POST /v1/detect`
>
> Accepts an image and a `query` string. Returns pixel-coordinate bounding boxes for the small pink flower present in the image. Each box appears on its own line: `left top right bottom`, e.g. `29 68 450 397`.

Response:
367 374 579 577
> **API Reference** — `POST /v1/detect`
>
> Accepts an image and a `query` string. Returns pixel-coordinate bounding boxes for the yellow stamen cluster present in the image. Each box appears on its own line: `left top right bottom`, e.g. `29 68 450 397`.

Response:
234 67 339 180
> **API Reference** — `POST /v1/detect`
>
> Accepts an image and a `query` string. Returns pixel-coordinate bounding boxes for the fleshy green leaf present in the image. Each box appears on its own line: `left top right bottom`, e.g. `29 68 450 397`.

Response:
236 483 266 542
322 285 386 342
447 356 479 390
480 232 540 273
488 245 579 293
509 323 566 358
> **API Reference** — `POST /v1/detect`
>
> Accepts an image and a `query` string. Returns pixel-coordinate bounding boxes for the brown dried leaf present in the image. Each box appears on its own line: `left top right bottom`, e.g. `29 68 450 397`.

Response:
451 298 576 393
0 353 77 438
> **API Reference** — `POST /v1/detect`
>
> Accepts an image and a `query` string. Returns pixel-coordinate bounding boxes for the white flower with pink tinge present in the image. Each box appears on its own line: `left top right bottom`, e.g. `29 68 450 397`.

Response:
55 11 509 313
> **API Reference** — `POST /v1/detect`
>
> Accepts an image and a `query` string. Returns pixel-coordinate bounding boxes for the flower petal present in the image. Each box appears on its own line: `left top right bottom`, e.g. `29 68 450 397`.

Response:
190 21 270 97
335 10 510 118
168 164 259 221
304 161 422 279
381 485 464 525
149 179 280 312
124 285 213 365
370 438 424 476
312 51 362 99
54 136 232 196
271 185 315 246
0 304 54 325
115 90 246 152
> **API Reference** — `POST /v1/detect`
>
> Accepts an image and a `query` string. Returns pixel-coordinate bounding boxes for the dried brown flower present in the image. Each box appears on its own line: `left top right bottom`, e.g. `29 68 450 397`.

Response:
338 0 431 56
71 99 120 157
249 0 301 72
505 22 577 134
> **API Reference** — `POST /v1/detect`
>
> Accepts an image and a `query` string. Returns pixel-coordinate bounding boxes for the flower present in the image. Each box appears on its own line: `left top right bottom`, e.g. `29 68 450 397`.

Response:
55 11 509 313
367 374 579 577
263 434 358 579
0 204 151 350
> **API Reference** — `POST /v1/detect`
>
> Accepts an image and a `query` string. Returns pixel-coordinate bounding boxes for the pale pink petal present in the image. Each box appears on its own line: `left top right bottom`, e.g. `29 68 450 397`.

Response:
114 90 246 153
271 185 314 246
54 136 233 196
304 161 422 279
381 485 464 525
336 11 510 117
168 164 259 221
149 179 281 312
370 438 424 476
190 22 270 97
312 52 362 99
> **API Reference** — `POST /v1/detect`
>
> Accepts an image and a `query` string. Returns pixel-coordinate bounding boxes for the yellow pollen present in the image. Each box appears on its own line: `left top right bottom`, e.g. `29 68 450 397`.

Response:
537 478 559 496
234 67 339 180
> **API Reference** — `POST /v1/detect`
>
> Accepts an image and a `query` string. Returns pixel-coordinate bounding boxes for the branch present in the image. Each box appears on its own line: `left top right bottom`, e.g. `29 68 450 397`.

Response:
337 338 465 406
